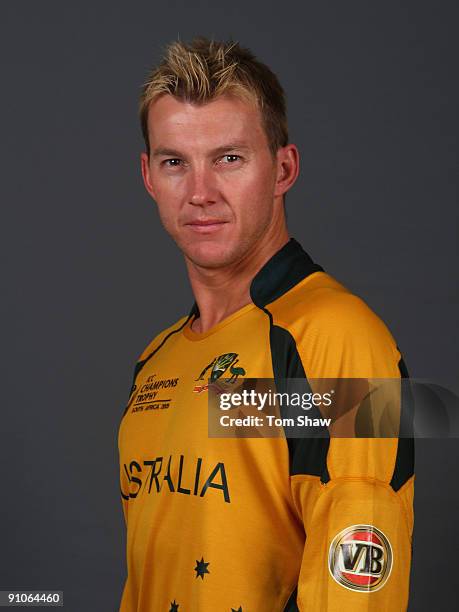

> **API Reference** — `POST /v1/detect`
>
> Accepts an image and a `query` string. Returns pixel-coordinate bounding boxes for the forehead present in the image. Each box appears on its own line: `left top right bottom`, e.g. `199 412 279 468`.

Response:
147 93 267 150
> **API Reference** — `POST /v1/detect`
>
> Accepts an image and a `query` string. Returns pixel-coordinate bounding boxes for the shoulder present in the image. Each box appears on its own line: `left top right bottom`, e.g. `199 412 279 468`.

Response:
271 271 387 331
137 314 190 362
269 271 401 377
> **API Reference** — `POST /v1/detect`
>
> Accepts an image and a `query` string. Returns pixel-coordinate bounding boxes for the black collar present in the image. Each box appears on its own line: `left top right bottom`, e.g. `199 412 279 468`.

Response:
250 237 324 308
189 237 324 317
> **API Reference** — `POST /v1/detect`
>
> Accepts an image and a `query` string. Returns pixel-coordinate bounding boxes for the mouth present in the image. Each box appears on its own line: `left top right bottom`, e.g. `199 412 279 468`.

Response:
185 220 228 233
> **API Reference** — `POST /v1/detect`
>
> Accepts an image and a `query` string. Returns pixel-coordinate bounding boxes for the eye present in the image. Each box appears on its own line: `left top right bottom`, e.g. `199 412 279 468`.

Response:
221 154 241 163
162 158 182 167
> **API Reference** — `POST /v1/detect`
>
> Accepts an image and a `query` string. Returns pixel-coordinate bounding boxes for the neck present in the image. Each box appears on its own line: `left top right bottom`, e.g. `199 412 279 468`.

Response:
185 222 289 334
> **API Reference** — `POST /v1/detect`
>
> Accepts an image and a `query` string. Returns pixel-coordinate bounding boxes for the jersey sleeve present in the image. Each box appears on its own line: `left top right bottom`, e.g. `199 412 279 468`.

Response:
288 292 414 611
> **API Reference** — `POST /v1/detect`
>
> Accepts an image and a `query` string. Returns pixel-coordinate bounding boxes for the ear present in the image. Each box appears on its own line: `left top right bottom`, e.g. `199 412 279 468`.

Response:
141 152 156 200
274 144 300 197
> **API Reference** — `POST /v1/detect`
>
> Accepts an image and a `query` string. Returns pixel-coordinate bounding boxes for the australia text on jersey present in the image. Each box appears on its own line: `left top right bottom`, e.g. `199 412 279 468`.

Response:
121 454 230 503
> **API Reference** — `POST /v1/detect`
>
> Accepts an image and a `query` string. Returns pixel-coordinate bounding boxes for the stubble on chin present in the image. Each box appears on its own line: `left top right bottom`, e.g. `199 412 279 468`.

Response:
182 232 265 272
182 242 239 270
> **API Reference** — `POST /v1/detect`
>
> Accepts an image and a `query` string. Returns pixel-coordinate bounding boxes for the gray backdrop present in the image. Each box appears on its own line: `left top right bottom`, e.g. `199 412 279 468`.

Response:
1 1 457 610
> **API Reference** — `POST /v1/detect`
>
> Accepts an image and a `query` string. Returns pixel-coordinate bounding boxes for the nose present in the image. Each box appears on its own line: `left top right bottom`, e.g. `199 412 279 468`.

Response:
187 164 218 206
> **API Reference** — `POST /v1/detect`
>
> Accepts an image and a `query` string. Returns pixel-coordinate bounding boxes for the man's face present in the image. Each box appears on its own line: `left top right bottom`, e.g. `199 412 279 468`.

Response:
141 94 289 269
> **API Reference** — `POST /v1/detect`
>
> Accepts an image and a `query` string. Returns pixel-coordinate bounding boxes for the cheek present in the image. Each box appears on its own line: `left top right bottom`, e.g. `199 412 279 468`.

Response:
235 167 275 208
228 165 273 200
156 201 180 236
150 173 182 216
150 168 177 199
249 160 276 193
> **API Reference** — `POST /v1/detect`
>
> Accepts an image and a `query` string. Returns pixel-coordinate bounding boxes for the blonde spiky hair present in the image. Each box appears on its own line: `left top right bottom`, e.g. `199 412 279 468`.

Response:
139 36 288 157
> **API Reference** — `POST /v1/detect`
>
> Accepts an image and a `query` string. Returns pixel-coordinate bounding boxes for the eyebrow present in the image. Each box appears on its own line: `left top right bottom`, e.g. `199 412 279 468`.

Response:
151 142 251 158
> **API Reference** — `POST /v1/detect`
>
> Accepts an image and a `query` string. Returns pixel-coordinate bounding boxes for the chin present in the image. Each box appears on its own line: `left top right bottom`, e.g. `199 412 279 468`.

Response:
183 240 238 269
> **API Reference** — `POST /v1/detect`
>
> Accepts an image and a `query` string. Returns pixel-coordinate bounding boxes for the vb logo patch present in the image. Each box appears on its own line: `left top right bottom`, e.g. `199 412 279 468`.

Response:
328 524 393 592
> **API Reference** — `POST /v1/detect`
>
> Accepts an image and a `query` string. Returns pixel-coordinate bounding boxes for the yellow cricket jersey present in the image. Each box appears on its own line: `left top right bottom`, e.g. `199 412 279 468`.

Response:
118 238 414 611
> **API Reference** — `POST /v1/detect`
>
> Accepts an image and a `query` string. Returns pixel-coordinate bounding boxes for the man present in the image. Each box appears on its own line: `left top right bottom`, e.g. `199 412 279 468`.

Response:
118 37 414 611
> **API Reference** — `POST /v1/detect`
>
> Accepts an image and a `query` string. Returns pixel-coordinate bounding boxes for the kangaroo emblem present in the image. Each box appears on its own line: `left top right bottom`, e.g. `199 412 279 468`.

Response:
195 353 246 383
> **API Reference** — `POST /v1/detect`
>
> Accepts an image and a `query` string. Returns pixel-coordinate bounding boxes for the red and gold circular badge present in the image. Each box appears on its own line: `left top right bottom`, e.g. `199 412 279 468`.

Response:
328 524 393 592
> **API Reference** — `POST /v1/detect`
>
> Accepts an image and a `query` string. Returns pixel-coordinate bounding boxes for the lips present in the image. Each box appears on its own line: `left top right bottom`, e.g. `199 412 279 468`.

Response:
186 219 227 226
185 219 228 233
